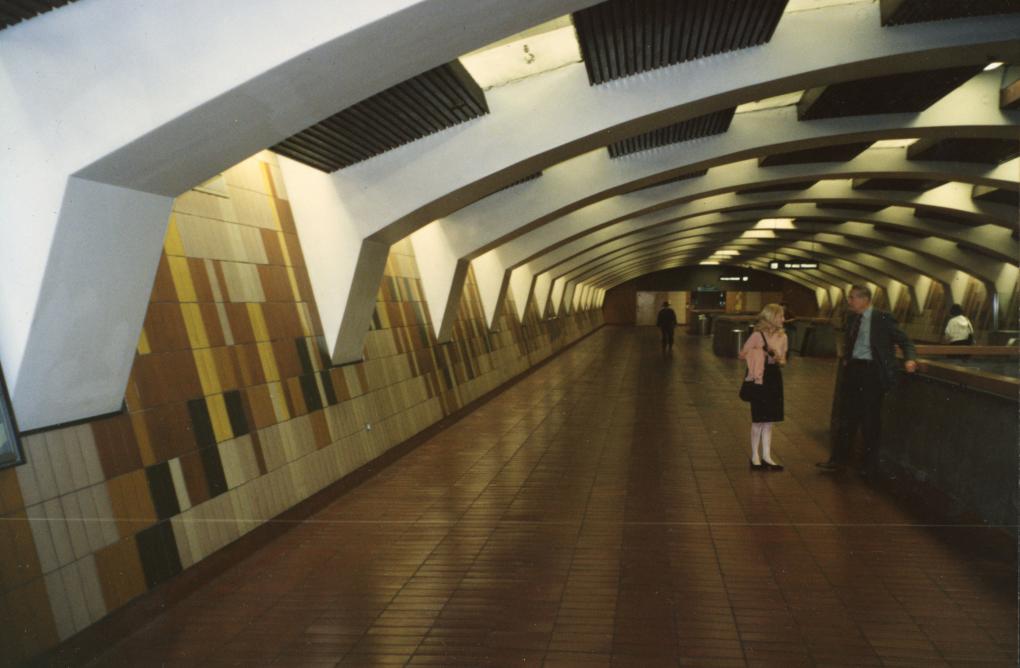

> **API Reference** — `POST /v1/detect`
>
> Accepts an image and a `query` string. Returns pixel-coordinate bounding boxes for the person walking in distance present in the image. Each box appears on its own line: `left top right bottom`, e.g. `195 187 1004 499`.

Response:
739 303 788 471
817 285 917 477
656 301 678 353
944 303 975 345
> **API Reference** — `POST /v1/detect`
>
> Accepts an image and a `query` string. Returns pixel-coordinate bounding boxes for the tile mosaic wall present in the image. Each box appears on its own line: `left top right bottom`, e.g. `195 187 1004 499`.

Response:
0 152 601 665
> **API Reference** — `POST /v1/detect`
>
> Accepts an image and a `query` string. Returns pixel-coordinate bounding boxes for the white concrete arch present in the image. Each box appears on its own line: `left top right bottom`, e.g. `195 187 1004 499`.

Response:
291 7 1020 367
576 237 934 306
418 73 1018 337
1 0 599 430
5 0 1019 428
502 177 1019 325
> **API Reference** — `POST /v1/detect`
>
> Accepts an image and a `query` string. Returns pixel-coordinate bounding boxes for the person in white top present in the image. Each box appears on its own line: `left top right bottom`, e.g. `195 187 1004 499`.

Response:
944 304 974 345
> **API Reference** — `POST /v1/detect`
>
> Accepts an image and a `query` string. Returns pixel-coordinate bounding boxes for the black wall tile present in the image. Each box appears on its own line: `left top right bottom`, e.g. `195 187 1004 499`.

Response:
145 462 181 521
187 398 216 448
199 445 228 498
223 390 249 437
136 521 183 589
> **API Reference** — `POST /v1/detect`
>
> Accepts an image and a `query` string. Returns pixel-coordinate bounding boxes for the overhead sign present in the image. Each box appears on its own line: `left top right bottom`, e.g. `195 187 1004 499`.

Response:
769 261 820 270
719 275 749 282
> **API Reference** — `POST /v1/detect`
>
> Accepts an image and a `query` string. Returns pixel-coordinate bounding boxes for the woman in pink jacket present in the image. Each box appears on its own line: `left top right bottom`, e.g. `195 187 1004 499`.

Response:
739 303 788 470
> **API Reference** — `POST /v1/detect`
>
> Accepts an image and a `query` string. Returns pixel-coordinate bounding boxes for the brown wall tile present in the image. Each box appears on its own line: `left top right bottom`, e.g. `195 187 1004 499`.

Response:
258 265 292 302
309 410 330 449
177 450 210 507
0 468 23 515
141 403 194 463
94 536 148 612
199 303 226 348
143 303 191 353
107 469 157 537
92 414 143 480
187 257 215 302
242 386 276 430
149 254 178 303
211 347 240 392
270 340 302 380
260 228 285 266
284 377 307 417
130 350 202 409
224 303 256 344
233 344 265 387
1 578 59 664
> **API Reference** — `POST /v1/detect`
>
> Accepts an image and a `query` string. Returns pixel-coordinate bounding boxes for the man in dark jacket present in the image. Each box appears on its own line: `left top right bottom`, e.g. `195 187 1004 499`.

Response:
656 301 678 352
817 285 917 475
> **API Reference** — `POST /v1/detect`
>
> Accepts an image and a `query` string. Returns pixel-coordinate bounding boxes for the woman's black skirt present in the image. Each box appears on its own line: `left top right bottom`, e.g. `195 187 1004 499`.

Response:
750 363 784 423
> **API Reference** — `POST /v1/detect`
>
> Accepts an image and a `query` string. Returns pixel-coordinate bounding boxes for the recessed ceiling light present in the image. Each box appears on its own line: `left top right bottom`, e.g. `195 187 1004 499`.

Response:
983 61 1004 72
699 261 720 265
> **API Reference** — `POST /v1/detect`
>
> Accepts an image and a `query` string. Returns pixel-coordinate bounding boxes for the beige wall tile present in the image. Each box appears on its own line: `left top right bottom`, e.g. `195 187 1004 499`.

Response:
25 503 59 574
43 570 75 641
77 555 107 624
168 458 192 512
58 493 91 560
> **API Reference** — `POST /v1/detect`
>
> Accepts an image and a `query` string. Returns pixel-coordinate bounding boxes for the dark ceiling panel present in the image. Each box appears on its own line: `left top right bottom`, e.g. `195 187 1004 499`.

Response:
907 137 1020 164
272 61 487 172
608 108 735 158
737 180 817 195
972 184 1020 206
798 66 982 120
914 206 981 226
853 177 946 192
0 0 73 30
632 169 709 193
573 0 788 85
759 142 872 167
881 0 1020 26
816 202 888 212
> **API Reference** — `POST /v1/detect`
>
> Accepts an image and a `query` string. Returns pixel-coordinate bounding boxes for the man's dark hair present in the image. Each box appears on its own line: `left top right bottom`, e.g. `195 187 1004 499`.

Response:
949 303 964 317
849 285 871 300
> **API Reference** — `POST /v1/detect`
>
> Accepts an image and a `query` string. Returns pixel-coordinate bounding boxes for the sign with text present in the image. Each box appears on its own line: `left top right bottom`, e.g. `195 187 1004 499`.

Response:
719 275 749 282
768 261 820 270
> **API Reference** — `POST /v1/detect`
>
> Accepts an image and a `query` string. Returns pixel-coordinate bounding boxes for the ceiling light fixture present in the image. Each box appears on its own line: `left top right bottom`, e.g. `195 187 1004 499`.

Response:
983 61 1004 72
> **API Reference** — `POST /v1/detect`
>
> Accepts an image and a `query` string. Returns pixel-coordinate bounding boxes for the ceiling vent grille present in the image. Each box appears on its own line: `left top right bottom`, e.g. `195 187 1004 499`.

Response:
0 0 73 31
272 61 487 172
573 0 788 85
608 108 735 158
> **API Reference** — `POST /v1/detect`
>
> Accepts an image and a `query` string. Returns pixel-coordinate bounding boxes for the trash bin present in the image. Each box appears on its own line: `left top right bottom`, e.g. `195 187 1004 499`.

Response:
733 329 744 356
698 314 709 336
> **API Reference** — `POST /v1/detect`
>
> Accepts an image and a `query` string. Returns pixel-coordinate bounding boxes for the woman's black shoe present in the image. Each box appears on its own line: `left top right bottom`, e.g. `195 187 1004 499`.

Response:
749 460 765 470
763 461 784 471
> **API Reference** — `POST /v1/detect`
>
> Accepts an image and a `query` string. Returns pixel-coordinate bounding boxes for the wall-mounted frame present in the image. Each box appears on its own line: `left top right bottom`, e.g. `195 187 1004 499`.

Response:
0 362 24 469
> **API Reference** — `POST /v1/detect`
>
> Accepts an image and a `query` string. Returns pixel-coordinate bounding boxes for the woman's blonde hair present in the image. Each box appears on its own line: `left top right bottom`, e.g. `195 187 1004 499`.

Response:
754 303 784 335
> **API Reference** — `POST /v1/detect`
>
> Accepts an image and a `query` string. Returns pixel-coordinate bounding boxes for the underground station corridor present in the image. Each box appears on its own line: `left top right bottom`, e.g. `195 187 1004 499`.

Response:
81 328 1016 667
4 2 1020 666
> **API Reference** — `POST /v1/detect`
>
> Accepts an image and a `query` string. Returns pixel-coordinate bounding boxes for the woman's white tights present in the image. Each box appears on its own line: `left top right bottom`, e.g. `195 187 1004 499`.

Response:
750 422 775 465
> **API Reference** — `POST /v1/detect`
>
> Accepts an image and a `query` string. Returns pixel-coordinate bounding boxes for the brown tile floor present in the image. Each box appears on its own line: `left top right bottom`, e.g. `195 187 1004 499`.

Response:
88 327 1017 666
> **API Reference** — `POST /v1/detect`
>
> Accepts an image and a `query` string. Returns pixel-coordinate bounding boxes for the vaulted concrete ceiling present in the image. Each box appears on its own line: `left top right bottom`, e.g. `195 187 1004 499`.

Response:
2 0 1018 431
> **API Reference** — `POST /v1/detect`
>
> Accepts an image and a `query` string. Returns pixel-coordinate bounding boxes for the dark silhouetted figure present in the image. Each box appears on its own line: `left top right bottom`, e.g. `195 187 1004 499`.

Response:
656 301 678 352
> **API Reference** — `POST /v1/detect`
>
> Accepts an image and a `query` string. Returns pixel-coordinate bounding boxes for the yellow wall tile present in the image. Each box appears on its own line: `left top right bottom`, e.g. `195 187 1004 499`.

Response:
193 348 221 396
164 214 185 257
267 382 290 423
136 328 151 355
246 303 269 342
205 395 233 443
285 266 302 302
276 231 293 266
167 256 197 303
130 413 156 467
256 342 279 382
180 303 210 349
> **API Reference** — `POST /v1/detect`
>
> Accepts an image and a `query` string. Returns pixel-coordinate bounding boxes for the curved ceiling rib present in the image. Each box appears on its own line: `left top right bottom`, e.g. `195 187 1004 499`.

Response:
410 71 1016 334
279 5 1020 365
